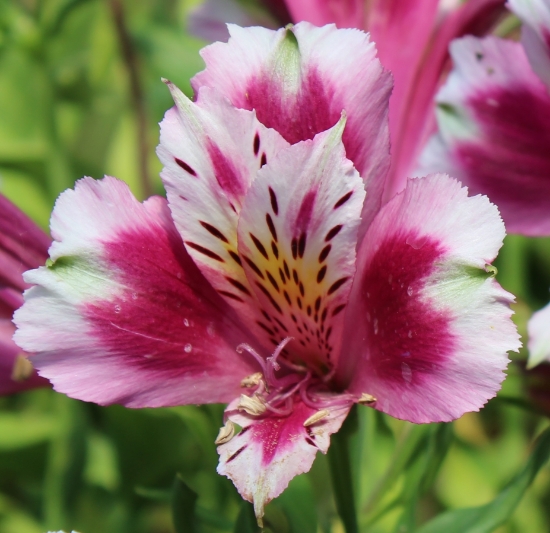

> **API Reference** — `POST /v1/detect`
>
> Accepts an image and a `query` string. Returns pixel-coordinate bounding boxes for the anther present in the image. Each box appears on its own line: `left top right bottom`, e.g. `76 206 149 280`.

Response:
238 394 266 416
358 393 377 404
215 420 235 445
240 372 263 388
11 354 33 382
303 409 330 427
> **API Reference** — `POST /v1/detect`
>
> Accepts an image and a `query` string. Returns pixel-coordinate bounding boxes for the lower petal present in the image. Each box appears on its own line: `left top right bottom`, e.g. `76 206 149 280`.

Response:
15 177 257 408
339 174 520 423
217 395 350 524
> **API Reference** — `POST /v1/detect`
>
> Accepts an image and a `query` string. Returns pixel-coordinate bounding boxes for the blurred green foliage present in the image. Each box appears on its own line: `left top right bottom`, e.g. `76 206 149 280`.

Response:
1 1 550 532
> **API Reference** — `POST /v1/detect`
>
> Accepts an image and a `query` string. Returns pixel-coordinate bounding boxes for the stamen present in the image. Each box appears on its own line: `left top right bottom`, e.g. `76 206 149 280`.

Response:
263 397 294 416
215 420 235 444
303 409 330 427
240 372 263 388
11 354 33 382
358 393 377 404
265 337 294 386
236 343 266 372
238 394 266 416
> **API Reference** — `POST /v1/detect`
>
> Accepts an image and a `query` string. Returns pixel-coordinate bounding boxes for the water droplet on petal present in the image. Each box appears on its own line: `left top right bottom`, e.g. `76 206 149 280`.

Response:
207 323 215 337
401 362 412 383
176 272 182 279
373 319 379 335
114 304 121 314
184 344 192 353
183 318 190 327
408 330 413 338
131 292 138 300
407 286 413 297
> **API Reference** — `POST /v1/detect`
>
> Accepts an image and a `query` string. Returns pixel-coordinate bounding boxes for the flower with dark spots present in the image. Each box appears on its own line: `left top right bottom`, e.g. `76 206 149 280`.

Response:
15 23 519 525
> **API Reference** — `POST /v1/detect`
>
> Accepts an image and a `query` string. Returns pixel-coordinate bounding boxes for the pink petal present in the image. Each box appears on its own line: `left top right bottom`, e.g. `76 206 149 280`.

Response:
283 0 366 28
192 22 392 213
158 84 289 329
338 174 520 423
217 395 349 524
0 194 50 395
0 194 50 293
419 36 550 236
509 0 550 90
528 301 550 368
237 121 365 369
14 177 258 407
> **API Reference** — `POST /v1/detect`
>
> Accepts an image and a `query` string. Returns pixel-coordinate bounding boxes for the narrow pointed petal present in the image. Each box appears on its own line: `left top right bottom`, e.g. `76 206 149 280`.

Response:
217 396 350 524
528 301 550 368
419 36 550 236
237 121 365 369
14 177 257 407
192 23 392 197
158 84 288 326
339 175 519 423
509 0 550 89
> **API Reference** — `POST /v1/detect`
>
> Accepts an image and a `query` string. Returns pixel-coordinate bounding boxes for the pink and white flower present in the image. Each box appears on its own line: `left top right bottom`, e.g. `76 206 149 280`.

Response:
0 194 50 395
15 23 519 523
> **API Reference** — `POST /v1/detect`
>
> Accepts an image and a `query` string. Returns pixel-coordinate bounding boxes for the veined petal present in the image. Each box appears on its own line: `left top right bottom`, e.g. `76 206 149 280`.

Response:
158 84 289 326
419 36 550 236
217 395 350 525
509 0 550 89
192 23 392 195
237 120 365 369
339 175 519 423
14 177 257 407
528 301 550 368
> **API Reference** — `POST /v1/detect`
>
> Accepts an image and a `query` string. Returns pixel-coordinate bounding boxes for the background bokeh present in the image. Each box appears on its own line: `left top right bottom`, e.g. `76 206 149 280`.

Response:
1 1 549 532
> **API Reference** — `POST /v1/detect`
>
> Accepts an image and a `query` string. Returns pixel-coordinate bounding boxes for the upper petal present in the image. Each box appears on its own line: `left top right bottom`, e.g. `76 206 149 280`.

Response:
338 174 520 423
419 36 550 236
14 177 257 407
192 23 392 195
158 83 289 332
236 120 365 370
528 300 550 368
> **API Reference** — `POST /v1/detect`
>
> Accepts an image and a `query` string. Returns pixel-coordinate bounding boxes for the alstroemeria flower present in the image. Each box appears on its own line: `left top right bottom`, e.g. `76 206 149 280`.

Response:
0 194 50 395
15 24 519 522
418 0 550 365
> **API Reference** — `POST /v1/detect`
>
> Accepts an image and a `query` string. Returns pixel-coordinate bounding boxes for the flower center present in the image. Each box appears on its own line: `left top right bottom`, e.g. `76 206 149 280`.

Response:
234 338 359 419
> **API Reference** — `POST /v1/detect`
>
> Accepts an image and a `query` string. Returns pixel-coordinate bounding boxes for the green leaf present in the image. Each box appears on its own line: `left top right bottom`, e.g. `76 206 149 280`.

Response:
416 426 550 533
234 501 258 533
172 474 198 533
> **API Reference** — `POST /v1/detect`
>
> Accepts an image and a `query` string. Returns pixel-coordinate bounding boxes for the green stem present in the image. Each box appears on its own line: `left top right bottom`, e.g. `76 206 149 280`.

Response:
327 406 359 533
